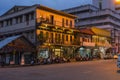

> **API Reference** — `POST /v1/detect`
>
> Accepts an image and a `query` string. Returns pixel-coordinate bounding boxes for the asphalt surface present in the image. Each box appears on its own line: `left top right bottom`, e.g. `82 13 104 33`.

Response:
0 59 120 80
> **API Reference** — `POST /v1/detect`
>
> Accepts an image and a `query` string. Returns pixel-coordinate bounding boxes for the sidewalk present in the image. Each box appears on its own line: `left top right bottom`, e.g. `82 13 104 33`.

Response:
0 59 115 68
0 64 34 68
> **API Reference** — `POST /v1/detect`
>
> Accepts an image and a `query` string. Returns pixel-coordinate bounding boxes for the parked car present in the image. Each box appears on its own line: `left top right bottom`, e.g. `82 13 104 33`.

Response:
117 54 120 68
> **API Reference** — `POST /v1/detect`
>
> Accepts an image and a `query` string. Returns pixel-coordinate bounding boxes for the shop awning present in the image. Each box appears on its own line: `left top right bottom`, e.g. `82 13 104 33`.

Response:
91 27 111 37
0 35 21 49
80 28 95 35
0 35 35 53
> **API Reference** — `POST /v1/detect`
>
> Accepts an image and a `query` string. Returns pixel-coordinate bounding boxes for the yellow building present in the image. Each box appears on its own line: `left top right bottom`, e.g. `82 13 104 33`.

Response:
36 5 78 58
81 27 112 58
78 27 112 59
91 27 112 59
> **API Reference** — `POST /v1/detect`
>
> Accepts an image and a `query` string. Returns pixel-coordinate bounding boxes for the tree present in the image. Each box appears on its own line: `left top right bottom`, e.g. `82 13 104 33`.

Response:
37 33 46 45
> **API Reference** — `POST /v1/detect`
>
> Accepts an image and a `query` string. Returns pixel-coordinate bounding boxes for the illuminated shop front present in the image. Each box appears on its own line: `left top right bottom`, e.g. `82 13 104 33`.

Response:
78 27 112 59
37 45 63 59
78 28 96 59
36 26 79 59
78 47 86 58
37 48 49 59
91 27 112 59
82 42 95 59
37 44 77 59
78 46 94 60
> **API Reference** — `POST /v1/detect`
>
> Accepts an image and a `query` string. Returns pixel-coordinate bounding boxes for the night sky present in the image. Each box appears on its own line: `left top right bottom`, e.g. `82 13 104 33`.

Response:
0 0 92 15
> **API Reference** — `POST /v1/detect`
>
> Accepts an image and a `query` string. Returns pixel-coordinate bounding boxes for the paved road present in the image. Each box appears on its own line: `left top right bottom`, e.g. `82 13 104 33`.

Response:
0 60 120 80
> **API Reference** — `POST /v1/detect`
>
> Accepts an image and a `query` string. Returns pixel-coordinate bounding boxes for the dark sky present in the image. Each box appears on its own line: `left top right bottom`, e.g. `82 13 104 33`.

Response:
0 0 92 15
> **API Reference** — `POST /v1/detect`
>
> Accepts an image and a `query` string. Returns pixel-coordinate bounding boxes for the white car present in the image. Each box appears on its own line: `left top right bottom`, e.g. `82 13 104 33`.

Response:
117 54 120 68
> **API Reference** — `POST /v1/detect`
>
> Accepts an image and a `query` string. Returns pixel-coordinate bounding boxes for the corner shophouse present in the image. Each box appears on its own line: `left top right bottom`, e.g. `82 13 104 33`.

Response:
36 5 79 59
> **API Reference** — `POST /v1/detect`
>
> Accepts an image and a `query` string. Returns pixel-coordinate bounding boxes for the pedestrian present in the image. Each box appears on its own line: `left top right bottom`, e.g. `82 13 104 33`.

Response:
31 59 34 65
47 58 51 64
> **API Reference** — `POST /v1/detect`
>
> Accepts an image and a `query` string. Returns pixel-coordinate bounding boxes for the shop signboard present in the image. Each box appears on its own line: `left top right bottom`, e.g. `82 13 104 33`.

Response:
55 49 61 56
83 42 95 47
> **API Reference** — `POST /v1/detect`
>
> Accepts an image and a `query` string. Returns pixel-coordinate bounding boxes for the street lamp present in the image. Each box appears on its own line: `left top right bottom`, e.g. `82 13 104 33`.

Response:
48 43 51 57
115 0 120 4
60 46 63 57
116 0 120 2
72 46 75 58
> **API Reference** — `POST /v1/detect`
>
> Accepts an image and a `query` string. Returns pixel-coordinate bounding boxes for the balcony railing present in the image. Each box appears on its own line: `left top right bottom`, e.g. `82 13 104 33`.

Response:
77 9 120 19
36 17 74 28
37 37 80 46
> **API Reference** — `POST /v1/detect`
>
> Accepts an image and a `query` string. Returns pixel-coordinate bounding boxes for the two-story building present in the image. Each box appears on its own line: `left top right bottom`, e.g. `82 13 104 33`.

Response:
77 27 111 59
69 26 111 60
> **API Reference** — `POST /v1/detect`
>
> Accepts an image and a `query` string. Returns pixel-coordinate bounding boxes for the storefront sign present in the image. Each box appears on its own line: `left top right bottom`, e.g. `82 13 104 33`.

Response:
55 49 61 56
83 42 95 47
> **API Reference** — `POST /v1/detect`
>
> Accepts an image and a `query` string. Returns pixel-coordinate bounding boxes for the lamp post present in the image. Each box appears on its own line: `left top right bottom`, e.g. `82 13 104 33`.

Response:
116 0 120 4
60 46 63 57
72 46 75 59
48 43 51 58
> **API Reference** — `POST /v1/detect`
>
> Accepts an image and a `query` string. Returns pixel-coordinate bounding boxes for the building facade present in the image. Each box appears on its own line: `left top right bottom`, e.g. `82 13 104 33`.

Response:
36 5 78 59
62 0 120 54
0 5 36 44
76 27 111 59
